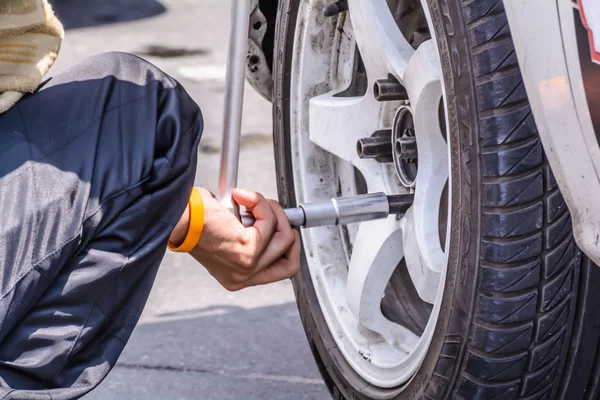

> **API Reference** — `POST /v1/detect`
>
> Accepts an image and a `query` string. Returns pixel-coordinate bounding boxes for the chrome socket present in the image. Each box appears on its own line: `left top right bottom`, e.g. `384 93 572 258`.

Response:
241 193 414 228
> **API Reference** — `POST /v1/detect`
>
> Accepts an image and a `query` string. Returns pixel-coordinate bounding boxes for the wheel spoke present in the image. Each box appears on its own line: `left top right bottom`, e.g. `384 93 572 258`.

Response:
400 208 443 304
402 40 442 108
348 0 415 80
346 217 420 351
405 39 447 305
309 93 380 165
309 92 389 192
389 40 447 304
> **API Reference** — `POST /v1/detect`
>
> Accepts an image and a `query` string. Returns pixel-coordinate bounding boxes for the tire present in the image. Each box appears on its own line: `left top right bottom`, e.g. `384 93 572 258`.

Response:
272 0 600 399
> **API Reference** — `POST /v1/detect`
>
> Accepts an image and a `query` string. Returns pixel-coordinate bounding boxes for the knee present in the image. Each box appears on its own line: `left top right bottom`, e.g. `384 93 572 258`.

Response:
35 51 202 142
43 51 194 113
88 52 204 179
93 52 202 135
19 51 203 194
69 52 181 110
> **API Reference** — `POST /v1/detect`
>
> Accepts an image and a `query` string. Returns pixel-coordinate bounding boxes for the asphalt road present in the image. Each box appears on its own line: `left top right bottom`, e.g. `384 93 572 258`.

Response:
48 1 330 398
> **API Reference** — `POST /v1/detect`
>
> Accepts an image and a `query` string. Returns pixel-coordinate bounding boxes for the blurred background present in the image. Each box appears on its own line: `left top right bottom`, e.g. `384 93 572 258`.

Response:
47 0 328 398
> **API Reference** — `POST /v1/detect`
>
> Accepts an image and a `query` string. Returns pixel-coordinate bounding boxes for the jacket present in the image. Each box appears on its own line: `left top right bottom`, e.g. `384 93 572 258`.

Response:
0 0 63 114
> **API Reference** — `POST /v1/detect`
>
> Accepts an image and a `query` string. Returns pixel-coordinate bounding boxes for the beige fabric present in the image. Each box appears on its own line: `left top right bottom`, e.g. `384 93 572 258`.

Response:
0 0 63 114
0 90 22 113
0 0 44 30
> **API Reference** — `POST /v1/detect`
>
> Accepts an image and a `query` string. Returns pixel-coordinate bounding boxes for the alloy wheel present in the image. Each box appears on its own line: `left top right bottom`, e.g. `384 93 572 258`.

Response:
288 0 451 389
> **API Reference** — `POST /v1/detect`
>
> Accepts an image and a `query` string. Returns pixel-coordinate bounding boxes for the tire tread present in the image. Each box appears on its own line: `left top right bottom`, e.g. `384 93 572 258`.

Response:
457 0 580 398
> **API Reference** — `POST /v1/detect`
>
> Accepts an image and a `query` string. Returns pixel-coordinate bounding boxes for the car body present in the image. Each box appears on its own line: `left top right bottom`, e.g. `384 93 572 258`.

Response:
505 0 600 264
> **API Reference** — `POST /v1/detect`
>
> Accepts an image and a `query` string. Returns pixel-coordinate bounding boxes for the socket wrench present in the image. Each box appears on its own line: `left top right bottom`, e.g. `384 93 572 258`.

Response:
240 193 414 228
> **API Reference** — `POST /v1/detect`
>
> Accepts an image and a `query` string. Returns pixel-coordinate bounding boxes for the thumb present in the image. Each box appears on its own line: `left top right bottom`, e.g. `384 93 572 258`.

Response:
232 188 277 226
232 188 262 209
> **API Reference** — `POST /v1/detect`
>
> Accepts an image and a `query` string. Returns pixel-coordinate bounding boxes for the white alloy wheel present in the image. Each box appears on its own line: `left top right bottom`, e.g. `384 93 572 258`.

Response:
288 0 451 389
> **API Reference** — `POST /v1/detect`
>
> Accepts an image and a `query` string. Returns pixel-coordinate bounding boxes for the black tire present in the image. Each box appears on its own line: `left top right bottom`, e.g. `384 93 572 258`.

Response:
272 0 600 399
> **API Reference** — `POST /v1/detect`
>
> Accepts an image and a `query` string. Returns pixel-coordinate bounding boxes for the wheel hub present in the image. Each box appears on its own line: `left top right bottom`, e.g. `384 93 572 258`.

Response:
287 0 450 390
392 106 418 187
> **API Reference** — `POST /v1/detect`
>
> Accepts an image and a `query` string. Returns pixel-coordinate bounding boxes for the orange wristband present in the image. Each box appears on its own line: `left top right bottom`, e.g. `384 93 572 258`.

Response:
168 188 204 253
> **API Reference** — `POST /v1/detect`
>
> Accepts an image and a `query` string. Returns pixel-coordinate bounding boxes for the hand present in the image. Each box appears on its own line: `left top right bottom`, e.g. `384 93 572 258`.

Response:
172 188 301 291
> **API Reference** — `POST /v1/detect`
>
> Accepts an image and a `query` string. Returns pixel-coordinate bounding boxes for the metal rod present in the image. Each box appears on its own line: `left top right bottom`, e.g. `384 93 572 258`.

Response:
302 192 390 227
241 208 305 228
216 0 251 214
240 193 414 228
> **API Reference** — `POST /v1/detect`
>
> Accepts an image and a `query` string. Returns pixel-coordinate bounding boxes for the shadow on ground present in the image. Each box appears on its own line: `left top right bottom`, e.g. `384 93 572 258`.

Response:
51 0 166 29
85 302 329 400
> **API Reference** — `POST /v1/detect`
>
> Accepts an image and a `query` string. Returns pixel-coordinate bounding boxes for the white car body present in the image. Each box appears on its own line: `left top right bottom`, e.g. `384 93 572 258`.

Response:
503 0 600 264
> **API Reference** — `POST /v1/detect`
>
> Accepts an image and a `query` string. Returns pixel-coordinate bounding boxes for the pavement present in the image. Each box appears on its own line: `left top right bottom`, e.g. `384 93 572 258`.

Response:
48 0 330 398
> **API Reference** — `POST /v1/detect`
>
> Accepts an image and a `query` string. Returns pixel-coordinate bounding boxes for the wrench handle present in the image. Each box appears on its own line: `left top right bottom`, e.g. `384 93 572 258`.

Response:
216 0 251 211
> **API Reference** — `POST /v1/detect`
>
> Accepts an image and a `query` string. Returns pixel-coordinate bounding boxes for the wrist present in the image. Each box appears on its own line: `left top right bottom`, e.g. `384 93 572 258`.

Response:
169 205 190 247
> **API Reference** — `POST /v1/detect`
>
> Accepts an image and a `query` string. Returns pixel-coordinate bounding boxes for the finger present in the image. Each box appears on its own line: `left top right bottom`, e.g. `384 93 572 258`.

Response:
268 198 293 236
233 189 277 252
245 231 301 287
286 230 301 261
253 232 293 272
244 258 298 287
255 200 295 269
232 189 274 219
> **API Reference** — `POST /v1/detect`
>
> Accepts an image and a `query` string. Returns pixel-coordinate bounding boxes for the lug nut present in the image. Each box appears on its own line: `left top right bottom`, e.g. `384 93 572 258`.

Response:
323 1 348 17
395 136 417 160
356 130 393 162
387 194 414 214
374 77 408 102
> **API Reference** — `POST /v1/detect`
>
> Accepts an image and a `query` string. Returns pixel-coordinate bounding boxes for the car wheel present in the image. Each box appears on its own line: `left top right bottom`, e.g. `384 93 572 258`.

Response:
272 0 600 398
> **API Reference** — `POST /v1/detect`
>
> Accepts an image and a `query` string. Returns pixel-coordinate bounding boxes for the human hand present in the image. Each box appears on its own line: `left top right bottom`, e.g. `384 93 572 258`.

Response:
173 188 301 291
